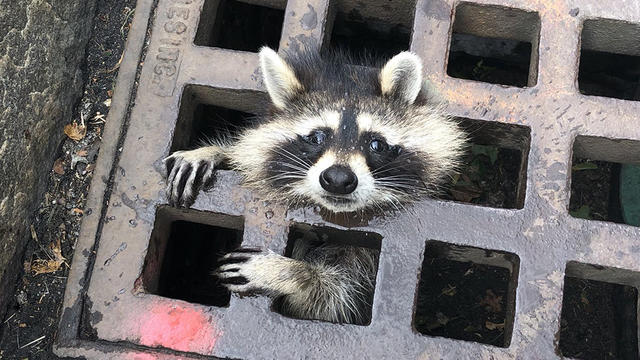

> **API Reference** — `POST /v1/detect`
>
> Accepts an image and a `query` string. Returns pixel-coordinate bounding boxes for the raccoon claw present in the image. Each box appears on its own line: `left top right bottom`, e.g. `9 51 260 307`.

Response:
214 248 273 293
163 150 215 208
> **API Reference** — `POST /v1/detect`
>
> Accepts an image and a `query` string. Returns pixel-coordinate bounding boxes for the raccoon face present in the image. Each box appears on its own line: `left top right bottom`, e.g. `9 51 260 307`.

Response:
232 48 465 213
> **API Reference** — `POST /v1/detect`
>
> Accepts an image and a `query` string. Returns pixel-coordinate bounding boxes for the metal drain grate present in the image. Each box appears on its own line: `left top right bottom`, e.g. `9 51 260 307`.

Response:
55 0 640 358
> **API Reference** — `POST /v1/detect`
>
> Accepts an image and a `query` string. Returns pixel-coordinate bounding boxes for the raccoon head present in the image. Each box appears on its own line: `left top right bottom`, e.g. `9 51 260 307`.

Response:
233 47 466 213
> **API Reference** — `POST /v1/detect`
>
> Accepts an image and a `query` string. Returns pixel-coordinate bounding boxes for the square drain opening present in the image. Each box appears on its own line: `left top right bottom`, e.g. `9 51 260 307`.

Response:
570 136 640 227
438 118 531 209
414 241 520 347
142 206 244 307
172 85 265 168
272 223 382 325
559 261 639 360
578 19 640 101
325 1 413 64
194 0 285 52
447 3 540 87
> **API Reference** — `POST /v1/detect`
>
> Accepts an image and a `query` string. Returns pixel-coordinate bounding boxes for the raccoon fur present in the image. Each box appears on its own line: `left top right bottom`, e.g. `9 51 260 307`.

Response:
164 47 466 324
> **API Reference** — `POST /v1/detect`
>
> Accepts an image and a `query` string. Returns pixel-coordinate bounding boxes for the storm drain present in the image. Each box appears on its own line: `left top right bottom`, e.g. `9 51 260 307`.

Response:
55 0 640 359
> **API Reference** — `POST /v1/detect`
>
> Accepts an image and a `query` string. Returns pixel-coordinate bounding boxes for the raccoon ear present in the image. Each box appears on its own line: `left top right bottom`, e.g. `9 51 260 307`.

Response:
259 47 303 109
379 52 423 104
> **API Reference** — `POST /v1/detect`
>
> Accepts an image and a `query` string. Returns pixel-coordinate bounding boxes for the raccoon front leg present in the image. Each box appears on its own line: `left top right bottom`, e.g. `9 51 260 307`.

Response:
216 247 377 325
163 145 226 207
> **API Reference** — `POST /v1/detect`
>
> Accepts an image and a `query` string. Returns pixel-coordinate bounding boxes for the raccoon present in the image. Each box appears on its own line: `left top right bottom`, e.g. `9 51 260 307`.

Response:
164 47 466 324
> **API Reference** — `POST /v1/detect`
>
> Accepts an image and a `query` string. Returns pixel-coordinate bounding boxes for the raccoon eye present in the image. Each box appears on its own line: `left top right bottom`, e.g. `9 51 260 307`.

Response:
369 139 388 152
303 130 326 145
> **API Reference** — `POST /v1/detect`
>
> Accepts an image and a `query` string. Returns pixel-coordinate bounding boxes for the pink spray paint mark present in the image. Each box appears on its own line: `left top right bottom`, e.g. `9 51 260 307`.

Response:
127 353 158 360
136 303 220 354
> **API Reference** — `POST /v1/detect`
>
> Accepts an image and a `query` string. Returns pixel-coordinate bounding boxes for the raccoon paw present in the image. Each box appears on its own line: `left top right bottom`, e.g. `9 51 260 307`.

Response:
163 148 216 208
215 248 293 294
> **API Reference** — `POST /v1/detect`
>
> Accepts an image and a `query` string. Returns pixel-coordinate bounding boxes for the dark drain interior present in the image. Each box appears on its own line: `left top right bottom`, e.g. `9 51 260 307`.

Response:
142 207 244 307
414 241 519 347
272 224 382 325
448 34 532 87
438 118 531 209
194 0 285 52
172 85 265 168
326 10 411 64
559 263 639 360
570 136 640 227
578 19 640 101
447 3 540 87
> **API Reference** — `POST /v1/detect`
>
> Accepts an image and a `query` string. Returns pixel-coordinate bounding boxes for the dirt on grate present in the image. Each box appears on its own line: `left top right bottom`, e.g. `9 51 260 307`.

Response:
0 0 135 358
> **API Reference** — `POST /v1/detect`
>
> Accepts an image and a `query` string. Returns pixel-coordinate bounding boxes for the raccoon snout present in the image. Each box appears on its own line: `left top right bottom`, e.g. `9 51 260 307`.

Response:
319 165 358 195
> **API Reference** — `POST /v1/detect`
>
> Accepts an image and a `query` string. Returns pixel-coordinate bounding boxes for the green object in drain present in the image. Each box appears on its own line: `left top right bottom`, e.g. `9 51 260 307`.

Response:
620 164 640 226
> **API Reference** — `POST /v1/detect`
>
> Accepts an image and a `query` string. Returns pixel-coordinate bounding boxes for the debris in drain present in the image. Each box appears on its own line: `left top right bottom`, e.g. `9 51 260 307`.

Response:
559 277 639 360
569 159 632 225
439 144 521 208
414 255 511 347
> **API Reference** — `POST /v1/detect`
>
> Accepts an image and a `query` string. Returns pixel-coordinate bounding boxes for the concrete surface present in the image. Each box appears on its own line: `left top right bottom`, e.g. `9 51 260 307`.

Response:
0 0 96 320
54 0 640 358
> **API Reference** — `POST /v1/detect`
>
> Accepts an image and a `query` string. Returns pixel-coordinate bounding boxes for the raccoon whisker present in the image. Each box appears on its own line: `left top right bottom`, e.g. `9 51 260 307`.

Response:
272 147 312 170
261 173 306 183
266 161 310 174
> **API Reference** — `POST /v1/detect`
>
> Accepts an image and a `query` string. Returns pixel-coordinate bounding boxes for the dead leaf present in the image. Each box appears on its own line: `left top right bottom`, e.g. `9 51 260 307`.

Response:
479 289 503 313
103 98 112 107
64 122 87 141
106 52 124 73
18 323 27 328
441 284 457 296
31 239 67 275
71 208 84 215
580 291 589 305
53 158 65 175
107 90 113 97
76 150 88 157
485 321 505 330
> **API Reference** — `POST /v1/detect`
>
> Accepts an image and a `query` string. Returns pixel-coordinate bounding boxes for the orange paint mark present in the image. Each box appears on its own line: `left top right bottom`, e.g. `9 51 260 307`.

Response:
135 303 220 354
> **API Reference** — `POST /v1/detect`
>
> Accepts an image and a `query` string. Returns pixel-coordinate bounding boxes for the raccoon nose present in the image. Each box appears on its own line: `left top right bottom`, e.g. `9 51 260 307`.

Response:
320 165 358 194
